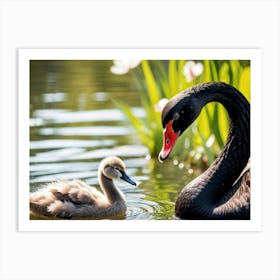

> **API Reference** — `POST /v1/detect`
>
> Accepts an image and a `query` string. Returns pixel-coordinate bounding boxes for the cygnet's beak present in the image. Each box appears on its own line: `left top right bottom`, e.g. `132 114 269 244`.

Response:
120 171 136 186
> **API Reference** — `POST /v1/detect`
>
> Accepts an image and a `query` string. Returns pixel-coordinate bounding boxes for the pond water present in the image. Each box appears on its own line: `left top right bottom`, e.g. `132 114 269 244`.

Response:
30 60 197 220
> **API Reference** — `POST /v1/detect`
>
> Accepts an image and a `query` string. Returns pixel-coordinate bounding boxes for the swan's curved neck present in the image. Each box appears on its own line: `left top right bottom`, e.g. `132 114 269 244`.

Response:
193 84 250 202
98 171 125 203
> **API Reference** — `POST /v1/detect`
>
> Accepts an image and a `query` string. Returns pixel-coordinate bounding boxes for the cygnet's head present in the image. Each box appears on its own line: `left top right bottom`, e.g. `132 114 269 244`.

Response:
99 156 136 186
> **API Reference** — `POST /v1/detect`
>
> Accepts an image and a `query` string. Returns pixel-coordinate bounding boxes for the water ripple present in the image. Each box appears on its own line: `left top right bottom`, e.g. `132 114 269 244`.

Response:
33 108 145 124
39 126 132 136
123 186 175 220
30 139 115 150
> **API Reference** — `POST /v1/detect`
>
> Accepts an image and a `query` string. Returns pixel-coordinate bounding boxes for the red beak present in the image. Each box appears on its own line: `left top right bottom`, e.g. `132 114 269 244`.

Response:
158 119 180 162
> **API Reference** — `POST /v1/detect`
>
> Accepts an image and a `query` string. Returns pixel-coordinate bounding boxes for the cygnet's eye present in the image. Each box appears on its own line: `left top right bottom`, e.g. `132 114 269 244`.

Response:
103 165 122 179
113 167 123 176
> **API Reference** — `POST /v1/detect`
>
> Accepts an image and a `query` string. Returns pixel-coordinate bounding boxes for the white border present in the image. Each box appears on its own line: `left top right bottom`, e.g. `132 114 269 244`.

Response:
18 48 262 231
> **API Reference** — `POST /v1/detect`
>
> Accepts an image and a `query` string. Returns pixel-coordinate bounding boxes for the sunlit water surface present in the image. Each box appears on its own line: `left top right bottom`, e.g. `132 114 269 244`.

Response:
30 61 196 220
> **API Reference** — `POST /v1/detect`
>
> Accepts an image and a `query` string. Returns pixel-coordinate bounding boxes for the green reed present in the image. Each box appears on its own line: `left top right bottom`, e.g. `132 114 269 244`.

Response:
113 60 250 165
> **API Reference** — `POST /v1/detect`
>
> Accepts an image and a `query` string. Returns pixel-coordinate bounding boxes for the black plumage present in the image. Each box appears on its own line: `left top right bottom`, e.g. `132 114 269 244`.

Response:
159 82 250 220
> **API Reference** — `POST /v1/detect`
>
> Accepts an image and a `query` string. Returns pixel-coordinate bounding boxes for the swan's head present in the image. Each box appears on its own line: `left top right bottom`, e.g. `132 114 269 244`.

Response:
159 90 201 162
100 156 136 186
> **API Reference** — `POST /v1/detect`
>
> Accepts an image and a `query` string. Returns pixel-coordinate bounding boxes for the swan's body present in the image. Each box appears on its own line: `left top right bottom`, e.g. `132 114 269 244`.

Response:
159 82 250 220
30 157 136 219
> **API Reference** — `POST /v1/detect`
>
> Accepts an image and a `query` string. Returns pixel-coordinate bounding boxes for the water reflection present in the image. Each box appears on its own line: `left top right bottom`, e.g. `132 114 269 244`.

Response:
30 60 194 220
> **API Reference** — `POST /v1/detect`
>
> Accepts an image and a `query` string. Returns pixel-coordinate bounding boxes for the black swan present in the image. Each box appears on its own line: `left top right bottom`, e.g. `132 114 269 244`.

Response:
30 156 136 219
158 82 250 220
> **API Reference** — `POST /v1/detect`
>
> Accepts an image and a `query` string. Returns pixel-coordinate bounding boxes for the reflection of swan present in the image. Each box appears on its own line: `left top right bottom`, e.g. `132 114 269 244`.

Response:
30 157 136 219
159 82 250 220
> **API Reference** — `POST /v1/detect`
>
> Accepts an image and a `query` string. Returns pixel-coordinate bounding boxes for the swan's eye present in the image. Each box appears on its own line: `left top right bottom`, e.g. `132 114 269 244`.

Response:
173 112 180 120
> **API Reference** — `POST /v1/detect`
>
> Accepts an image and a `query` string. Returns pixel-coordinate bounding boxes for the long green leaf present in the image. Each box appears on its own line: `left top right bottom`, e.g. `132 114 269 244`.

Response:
219 62 230 83
141 60 161 106
168 60 179 97
153 60 170 98
113 100 152 149
230 60 241 88
239 67 250 102
212 103 227 148
217 104 229 145
210 61 219 81
203 60 212 82
178 60 187 90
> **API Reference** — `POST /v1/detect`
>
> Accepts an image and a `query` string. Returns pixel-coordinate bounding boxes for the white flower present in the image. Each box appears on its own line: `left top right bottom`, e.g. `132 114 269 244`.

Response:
183 61 204 82
110 60 141 75
154 98 169 112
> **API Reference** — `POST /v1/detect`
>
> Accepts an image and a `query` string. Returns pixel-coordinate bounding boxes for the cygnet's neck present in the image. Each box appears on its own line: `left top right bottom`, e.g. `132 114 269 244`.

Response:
98 171 125 204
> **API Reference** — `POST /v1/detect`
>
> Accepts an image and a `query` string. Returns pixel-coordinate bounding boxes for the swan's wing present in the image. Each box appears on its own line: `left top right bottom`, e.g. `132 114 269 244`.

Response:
217 167 250 216
229 159 250 206
231 168 250 205
232 158 250 188
49 179 104 205
212 162 250 219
